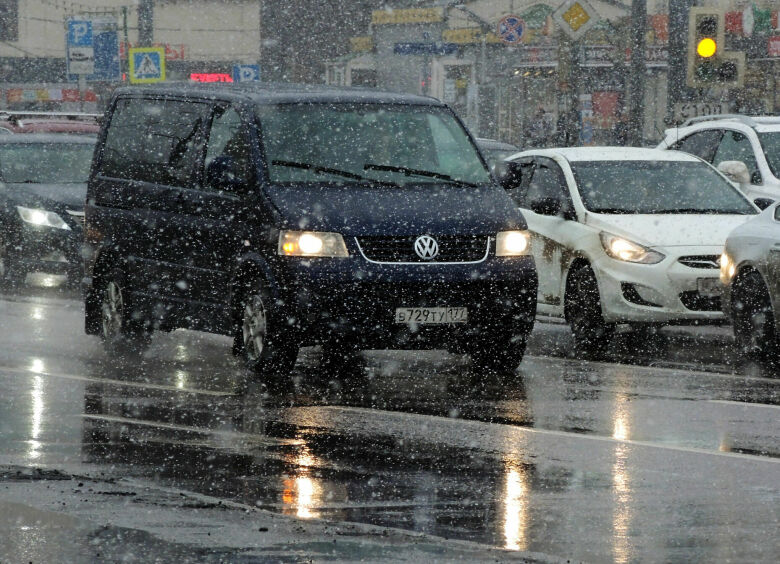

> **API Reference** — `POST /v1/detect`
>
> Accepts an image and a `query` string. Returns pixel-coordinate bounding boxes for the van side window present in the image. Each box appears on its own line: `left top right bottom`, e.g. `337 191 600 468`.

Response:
204 106 252 191
98 98 208 187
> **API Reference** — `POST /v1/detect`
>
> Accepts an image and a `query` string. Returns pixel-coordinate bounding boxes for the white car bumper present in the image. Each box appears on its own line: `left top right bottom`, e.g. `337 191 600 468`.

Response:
593 247 725 324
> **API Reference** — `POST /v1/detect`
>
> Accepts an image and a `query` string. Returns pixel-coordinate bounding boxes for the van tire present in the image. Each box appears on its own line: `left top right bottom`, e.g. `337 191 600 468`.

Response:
100 268 151 355
565 264 614 358
471 335 527 373
235 280 299 380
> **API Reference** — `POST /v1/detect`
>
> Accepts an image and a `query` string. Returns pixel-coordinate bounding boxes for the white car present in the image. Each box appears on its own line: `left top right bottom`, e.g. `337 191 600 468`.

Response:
721 201 780 367
502 147 759 357
657 115 780 204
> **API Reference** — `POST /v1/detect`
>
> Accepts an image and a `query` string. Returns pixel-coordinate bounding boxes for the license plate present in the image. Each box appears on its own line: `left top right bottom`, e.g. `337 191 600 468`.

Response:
697 277 722 298
395 307 468 324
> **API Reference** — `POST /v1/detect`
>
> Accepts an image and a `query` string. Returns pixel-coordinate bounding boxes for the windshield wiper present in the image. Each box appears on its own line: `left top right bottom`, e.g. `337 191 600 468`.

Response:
272 160 399 187
363 163 478 187
652 208 739 214
589 207 638 214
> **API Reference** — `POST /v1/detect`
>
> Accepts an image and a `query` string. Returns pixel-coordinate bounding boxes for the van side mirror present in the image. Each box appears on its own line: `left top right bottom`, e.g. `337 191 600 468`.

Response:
754 197 774 211
717 160 751 185
530 197 563 216
500 161 523 191
206 156 244 191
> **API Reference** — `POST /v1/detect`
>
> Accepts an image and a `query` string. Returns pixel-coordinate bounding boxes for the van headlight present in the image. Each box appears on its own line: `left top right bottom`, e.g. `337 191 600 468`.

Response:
17 206 71 230
496 230 531 256
278 230 349 257
600 232 664 264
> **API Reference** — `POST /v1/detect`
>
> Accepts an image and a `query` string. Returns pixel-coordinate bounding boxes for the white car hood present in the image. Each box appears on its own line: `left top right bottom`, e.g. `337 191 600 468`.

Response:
585 213 753 248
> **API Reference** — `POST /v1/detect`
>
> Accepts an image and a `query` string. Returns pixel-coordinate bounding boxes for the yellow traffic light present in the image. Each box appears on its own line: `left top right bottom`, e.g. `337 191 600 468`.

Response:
696 37 717 58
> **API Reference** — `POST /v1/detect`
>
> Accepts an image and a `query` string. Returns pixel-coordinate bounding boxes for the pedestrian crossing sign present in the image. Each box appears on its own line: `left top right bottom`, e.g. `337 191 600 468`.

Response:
129 47 165 84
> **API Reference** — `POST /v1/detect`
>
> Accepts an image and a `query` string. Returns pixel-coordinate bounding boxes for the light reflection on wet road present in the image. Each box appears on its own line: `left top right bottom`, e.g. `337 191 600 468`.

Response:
0 288 779 562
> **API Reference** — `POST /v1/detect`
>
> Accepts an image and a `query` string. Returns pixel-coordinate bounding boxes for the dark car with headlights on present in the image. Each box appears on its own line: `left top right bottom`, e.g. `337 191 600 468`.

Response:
83 84 538 378
0 134 94 287
721 201 780 368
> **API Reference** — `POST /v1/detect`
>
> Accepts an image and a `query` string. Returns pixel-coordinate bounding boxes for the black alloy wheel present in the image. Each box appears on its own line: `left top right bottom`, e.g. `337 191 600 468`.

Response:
234 279 299 380
100 268 151 355
733 270 779 367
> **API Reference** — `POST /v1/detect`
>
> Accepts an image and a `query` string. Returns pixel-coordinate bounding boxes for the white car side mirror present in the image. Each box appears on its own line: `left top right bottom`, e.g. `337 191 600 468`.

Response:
717 160 751 185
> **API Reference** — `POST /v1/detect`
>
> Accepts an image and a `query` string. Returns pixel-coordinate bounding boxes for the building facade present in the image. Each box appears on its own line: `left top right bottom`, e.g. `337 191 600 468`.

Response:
325 0 780 146
0 0 261 110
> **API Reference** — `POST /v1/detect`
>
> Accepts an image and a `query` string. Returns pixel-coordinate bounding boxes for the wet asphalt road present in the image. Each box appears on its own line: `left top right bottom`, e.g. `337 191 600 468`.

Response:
0 283 778 562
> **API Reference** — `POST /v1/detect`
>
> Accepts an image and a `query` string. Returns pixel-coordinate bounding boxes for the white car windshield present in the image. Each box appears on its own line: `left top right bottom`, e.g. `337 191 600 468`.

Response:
0 142 94 184
571 160 757 215
257 103 490 187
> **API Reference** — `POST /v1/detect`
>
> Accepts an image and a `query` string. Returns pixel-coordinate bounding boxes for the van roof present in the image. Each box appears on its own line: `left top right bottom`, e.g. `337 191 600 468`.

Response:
113 83 445 107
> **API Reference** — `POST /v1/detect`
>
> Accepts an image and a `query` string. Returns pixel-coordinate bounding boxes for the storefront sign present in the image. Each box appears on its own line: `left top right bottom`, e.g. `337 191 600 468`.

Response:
6 88 98 103
350 36 373 53
674 102 728 122
190 73 233 83
393 42 458 56
442 28 501 45
121 42 186 61
443 79 456 103
512 45 558 67
769 36 780 57
371 8 442 25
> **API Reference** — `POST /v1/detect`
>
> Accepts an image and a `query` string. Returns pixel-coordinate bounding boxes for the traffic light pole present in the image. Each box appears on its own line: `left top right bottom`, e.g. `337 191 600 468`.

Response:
627 0 647 146
667 0 695 123
138 0 154 47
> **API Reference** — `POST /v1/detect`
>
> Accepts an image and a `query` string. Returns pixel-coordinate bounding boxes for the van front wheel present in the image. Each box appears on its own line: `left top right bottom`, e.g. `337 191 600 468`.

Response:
236 283 298 379
100 269 150 355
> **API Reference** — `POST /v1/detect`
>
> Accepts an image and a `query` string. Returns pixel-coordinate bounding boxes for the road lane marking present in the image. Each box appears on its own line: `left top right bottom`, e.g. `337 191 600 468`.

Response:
0 365 236 397
524 354 780 384
707 400 780 410
81 413 301 448
297 406 780 465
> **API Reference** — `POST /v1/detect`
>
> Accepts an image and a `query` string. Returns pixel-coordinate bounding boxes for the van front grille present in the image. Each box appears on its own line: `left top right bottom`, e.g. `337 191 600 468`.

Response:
356 235 489 264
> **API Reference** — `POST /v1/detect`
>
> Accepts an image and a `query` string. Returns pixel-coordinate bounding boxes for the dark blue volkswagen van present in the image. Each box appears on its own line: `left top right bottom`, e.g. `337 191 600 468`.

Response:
83 84 537 377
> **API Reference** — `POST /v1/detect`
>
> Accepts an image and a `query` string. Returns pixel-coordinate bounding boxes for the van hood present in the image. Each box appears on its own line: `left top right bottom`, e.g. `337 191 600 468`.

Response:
585 212 754 248
264 183 525 235
3 182 86 210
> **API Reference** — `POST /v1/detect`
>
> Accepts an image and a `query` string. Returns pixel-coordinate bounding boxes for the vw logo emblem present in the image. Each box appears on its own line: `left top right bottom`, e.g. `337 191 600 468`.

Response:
414 235 439 260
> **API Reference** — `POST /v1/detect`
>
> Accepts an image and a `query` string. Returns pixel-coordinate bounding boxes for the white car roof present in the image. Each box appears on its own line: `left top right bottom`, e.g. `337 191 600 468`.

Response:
511 146 701 163
662 116 780 142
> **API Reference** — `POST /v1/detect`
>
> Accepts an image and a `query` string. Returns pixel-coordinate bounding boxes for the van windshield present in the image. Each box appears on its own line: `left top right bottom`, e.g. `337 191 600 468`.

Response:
257 103 491 186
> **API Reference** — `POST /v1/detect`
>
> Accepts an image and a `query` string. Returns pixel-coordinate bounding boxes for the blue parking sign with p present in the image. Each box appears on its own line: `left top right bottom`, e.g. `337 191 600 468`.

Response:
233 64 260 83
68 20 93 47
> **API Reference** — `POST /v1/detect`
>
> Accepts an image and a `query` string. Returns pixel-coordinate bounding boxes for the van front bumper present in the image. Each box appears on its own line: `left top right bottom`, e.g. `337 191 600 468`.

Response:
277 255 538 348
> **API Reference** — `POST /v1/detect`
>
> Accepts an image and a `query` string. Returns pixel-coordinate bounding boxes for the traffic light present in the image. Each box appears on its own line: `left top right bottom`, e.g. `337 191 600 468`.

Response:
686 8 744 88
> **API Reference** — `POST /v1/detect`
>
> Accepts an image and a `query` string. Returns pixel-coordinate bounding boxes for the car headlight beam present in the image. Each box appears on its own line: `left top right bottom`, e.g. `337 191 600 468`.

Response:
278 230 349 257
16 206 71 230
599 232 664 264
496 230 531 256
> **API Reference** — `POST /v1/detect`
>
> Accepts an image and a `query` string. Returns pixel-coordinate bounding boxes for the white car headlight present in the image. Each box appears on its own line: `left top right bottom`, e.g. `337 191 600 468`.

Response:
496 230 531 256
278 230 349 257
17 206 71 230
599 232 664 264
720 253 736 283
